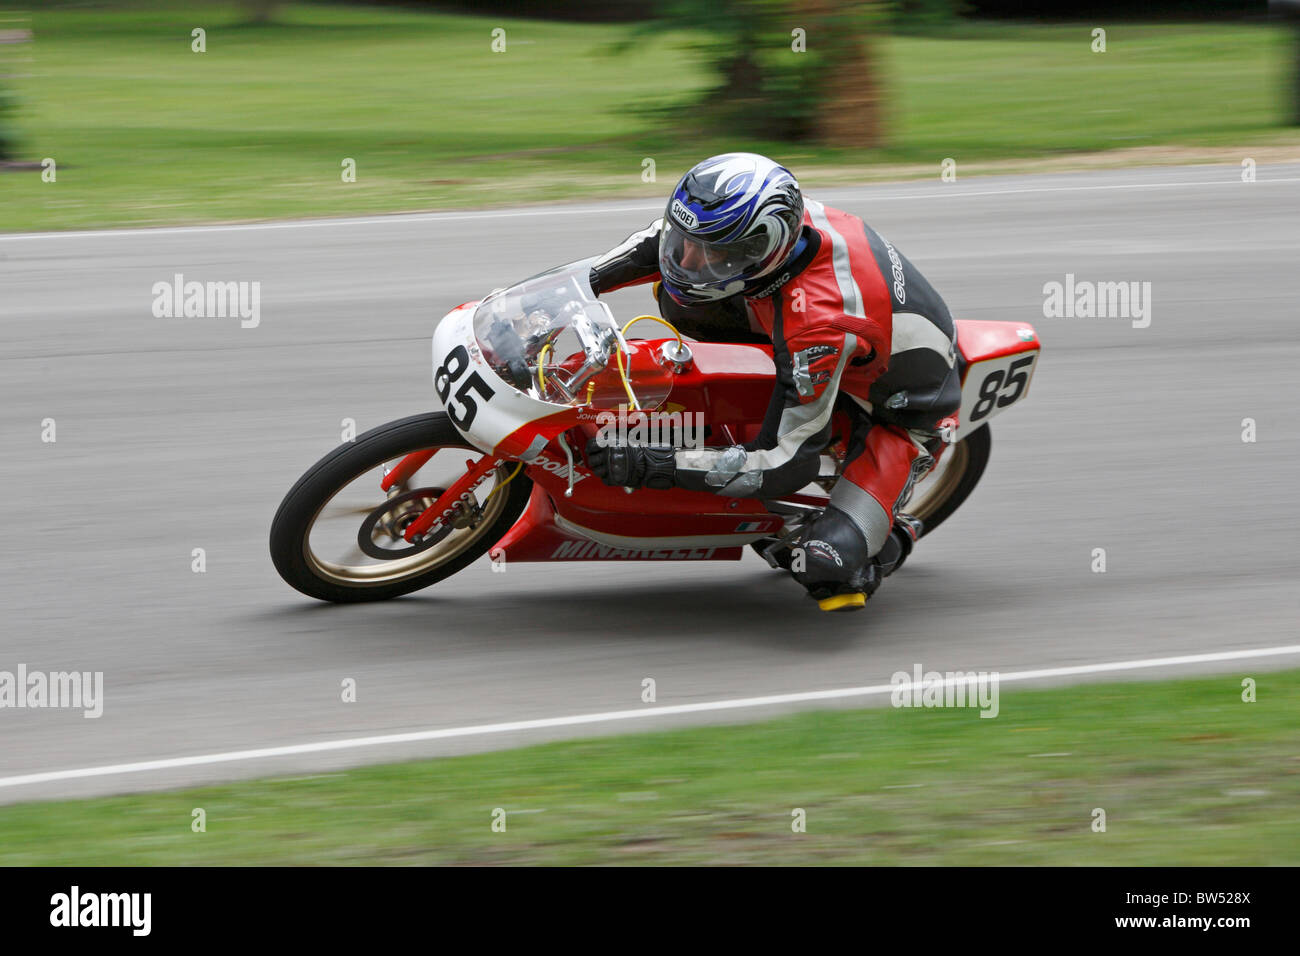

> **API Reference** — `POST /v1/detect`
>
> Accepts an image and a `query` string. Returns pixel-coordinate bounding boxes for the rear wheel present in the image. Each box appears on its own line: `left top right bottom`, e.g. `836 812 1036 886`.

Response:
269 413 531 602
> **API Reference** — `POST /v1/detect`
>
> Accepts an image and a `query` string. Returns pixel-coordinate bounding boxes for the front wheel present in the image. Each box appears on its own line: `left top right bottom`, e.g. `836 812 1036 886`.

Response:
269 412 532 602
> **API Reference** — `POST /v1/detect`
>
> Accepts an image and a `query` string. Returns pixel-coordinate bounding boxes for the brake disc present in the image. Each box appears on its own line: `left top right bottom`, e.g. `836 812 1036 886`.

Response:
356 487 457 560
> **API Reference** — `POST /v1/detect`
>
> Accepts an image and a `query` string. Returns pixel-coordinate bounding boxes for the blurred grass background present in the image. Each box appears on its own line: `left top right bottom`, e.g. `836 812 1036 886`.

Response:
0 669 1295 865
0 1 1293 230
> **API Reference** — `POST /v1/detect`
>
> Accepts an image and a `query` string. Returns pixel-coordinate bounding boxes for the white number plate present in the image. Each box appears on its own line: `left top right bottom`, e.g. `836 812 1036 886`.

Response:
958 349 1039 436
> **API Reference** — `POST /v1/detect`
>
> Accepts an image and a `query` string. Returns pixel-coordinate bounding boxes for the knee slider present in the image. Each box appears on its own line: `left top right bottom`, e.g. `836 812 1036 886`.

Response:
792 506 870 592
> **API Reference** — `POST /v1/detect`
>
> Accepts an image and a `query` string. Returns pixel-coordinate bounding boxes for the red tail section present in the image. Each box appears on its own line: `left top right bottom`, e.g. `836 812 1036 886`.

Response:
955 319 1040 364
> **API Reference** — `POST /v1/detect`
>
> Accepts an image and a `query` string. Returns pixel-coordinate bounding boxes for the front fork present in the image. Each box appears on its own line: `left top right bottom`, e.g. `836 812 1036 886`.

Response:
380 449 435 493
380 450 505 543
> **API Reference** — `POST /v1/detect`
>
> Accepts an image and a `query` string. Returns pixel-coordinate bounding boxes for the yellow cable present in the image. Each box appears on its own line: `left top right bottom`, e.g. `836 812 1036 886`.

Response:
615 315 683 412
481 461 524 508
536 342 553 394
622 315 683 348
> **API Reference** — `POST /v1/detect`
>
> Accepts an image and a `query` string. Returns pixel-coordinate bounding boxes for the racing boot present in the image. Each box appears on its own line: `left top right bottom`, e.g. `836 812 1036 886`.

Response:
790 506 872 612
794 512 922 612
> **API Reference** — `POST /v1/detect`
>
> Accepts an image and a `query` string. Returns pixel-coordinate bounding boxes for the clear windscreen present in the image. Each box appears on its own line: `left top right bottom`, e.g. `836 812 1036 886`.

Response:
471 261 672 410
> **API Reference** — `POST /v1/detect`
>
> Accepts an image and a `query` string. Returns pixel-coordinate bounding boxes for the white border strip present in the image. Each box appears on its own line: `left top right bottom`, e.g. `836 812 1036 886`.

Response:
3 175 1298 242
1 644 1296 790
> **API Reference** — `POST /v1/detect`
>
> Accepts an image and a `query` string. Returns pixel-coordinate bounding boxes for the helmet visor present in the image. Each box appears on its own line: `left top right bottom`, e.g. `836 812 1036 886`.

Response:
659 220 771 287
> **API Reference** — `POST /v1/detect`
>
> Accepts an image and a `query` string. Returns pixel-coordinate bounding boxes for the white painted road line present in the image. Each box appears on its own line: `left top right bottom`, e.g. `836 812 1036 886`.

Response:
1 644 1296 790
3 174 1297 242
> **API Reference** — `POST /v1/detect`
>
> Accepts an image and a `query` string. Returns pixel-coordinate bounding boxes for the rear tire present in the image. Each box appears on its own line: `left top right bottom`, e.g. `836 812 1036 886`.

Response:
270 412 531 603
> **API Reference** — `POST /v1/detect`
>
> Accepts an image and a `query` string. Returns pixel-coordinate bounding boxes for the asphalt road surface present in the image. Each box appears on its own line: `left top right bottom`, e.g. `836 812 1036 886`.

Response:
2 163 1298 804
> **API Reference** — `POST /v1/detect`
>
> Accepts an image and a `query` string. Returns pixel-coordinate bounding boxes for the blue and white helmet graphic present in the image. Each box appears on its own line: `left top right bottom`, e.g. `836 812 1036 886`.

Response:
658 153 804 305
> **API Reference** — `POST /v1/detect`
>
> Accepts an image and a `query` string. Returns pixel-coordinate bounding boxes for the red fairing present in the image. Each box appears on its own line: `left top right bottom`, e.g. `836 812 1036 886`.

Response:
495 339 779 456
479 338 792 561
492 485 747 562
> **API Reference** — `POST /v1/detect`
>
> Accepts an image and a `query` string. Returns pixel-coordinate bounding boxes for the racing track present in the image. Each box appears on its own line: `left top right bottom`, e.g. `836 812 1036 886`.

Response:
2 163 1298 803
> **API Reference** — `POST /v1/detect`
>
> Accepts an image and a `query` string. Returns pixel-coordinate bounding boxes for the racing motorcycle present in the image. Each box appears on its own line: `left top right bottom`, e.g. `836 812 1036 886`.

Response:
270 260 1040 602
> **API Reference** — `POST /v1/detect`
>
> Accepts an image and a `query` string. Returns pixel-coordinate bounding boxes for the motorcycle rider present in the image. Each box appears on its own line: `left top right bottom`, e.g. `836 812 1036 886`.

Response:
584 153 961 611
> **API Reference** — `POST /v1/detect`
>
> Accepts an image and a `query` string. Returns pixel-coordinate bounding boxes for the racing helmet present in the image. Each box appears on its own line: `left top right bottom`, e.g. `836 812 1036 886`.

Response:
658 152 804 306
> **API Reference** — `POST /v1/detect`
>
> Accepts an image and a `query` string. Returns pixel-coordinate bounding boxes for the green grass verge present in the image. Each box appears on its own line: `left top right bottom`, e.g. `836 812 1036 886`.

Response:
0 3 1292 230
1 669 1296 865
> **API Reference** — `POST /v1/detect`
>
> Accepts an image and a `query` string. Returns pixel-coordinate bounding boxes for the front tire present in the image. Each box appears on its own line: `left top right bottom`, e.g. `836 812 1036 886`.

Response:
270 412 531 603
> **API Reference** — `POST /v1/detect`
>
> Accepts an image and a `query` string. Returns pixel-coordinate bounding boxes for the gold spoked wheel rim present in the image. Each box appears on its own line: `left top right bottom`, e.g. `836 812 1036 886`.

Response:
302 455 514 588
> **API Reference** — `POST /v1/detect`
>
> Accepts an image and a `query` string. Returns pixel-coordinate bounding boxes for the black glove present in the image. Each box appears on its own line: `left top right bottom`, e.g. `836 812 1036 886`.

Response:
585 438 677 490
